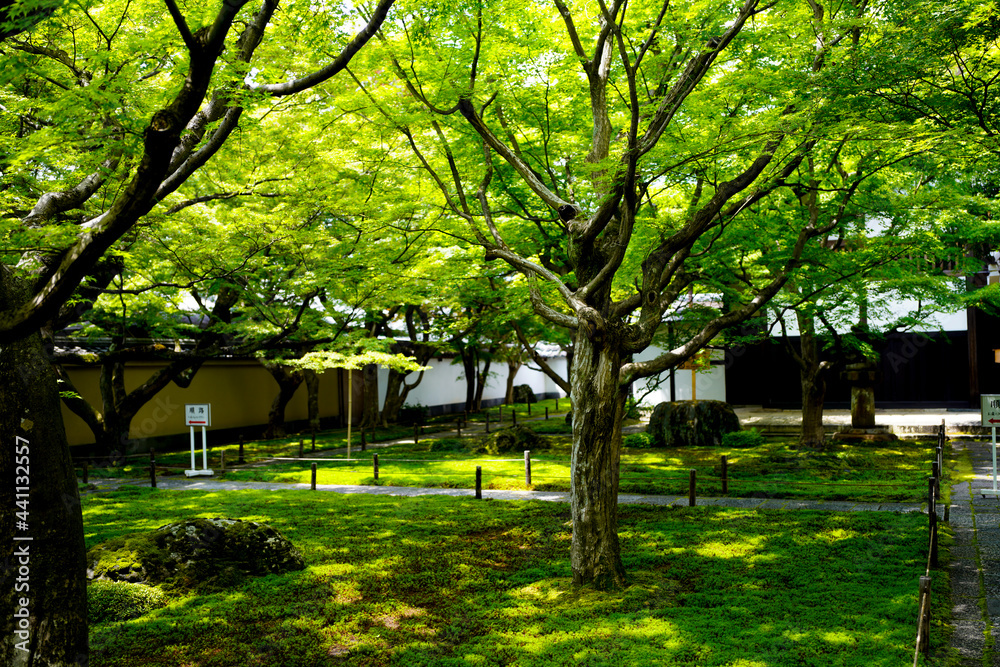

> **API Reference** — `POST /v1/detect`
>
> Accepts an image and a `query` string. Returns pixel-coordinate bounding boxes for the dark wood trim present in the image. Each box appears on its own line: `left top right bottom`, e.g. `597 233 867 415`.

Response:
969 307 979 408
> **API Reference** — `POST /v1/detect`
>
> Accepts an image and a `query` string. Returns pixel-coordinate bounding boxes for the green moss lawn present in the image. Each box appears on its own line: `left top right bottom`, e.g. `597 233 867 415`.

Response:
84 487 952 666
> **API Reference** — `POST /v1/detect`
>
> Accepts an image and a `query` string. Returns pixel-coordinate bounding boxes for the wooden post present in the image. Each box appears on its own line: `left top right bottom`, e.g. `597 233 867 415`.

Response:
929 477 938 567
499 407 503 423
311 463 317 490
689 469 696 507
414 424 419 445
545 407 549 420
464 410 469 426
486 412 490 434
149 449 156 489
937 446 943 480
556 398 559 412
373 454 379 481
932 461 940 500
918 575 932 657
83 460 89 485
457 424 462 439
525 450 531 487
238 435 245 464
721 455 728 494
221 450 225 473
299 439 304 458
476 466 482 499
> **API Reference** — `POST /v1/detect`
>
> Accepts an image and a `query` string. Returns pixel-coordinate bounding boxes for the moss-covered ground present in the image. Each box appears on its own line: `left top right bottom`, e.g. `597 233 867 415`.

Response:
81 404 942 504
84 486 953 666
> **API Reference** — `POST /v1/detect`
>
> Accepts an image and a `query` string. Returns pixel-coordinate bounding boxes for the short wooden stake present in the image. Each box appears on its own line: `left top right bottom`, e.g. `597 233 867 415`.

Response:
555 398 559 411
499 407 503 423
220 450 225 473
373 454 379 480
238 435 245 464
932 461 940 500
414 424 419 445
486 412 490 434
545 407 549 420
928 477 938 567
721 455 728 494
918 575 932 656
525 450 531 487
149 449 156 489
311 463 317 490
457 424 462 439
689 469 696 507
299 439 304 458
83 460 89 485
476 466 482 499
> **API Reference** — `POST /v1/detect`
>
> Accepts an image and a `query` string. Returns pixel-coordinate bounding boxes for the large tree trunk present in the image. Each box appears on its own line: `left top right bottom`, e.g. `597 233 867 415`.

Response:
361 363 379 429
473 352 493 412
504 360 522 404
800 371 827 448
460 348 477 412
569 330 627 590
796 315 828 449
1 269 88 666
263 364 304 438
304 370 320 433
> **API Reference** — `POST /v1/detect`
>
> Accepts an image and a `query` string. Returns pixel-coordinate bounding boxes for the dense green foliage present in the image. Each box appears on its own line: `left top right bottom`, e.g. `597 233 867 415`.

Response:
82 488 951 666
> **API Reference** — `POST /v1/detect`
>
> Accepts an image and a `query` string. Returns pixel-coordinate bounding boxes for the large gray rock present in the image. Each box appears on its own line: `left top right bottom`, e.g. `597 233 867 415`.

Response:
513 384 537 404
87 518 305 592
647 400 741 447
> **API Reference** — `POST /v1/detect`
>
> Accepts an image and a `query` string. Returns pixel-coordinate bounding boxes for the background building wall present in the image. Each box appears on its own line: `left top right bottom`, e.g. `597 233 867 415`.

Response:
61 360 350 447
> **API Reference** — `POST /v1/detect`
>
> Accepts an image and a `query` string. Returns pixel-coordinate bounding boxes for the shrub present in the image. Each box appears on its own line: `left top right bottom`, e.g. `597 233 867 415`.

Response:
484 425 549 454
427 438 467 453
623 432 652 448
624 397 642 420
88 580 167 623
722 429 766 448
399 402 429 425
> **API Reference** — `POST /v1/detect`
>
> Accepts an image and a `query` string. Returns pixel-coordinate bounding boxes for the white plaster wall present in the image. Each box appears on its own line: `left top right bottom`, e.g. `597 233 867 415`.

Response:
773 296 967 336
631 347 727 406
376 355 569 411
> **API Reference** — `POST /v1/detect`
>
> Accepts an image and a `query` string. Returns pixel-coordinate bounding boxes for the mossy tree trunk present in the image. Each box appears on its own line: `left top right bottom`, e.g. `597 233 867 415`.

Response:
1 268 88 667
569 329 627 589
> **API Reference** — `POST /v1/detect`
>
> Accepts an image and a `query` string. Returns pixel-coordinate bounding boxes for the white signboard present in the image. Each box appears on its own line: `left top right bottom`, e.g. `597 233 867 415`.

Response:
185 404 211 427
184 404 213 477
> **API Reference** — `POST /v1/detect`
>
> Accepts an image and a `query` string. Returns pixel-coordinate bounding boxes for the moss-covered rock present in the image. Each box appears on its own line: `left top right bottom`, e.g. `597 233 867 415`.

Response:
483 425 550 455
87 518 305 592
87 580 167 623
647 400 741 447
513 384 537 404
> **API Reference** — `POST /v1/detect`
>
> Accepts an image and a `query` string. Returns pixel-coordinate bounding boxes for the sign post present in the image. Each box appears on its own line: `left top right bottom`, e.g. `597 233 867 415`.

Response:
981 395 1000 496
184 404 214 477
